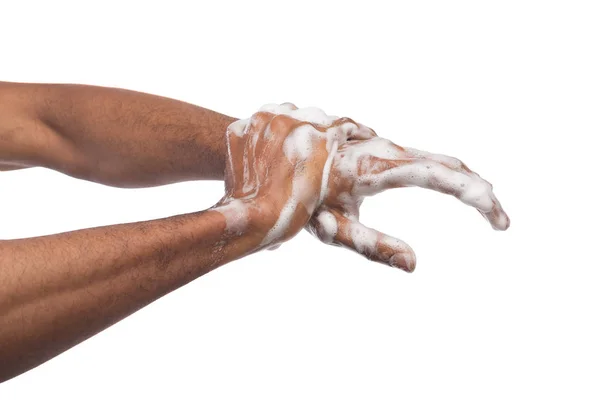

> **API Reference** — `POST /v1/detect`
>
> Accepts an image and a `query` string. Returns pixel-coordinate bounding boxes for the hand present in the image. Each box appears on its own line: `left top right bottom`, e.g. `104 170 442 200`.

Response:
215 103 373 249
308 132 510 273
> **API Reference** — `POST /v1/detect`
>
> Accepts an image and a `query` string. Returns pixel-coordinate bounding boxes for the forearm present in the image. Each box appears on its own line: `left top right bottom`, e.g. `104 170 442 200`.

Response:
0 82 235 187
0 203 264 383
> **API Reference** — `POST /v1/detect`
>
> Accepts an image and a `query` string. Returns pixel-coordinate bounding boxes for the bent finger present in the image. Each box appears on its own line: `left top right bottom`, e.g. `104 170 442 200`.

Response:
309 208 417 272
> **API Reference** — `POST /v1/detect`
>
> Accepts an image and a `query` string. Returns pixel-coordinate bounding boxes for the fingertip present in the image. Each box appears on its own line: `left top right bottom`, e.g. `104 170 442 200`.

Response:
493 212 510 231
390 251 417 273
280 102 299 110
313 209 338 244
488 208 510 231
346 122 378 140
227 119 249 137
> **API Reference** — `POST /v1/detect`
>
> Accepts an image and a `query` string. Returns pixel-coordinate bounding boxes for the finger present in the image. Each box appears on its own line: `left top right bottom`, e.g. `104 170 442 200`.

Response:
260 165 322 247
230 111 279 198
400 148 510 229
309 208 417 272
280 102 298 110
330 117 377 141
359 157 510 230
241 113 271 197
266 116 330 210
259 102 298 113
225 119 249 196
354 122 378 139
403 147 473 174
258 117 329 246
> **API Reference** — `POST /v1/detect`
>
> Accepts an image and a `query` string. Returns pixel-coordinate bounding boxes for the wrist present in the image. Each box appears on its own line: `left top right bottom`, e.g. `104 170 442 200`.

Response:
211 198 279 248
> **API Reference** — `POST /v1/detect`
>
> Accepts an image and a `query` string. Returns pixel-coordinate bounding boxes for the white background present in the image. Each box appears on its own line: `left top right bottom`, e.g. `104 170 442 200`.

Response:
1 0 598 398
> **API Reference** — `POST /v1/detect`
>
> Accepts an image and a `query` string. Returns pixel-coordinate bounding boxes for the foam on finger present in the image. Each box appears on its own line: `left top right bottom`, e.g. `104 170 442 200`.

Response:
330 138 509 230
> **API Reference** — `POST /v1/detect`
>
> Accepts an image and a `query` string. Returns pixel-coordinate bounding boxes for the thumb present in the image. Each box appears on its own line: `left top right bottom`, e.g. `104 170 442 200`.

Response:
308 207 417 273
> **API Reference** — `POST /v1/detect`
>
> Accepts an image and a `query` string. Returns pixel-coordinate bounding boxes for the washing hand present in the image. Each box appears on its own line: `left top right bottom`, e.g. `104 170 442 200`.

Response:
220 103 509 271
216 103 373 249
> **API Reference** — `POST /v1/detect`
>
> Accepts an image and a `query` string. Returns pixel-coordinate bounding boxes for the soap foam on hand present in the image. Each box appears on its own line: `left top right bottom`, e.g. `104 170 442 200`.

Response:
214 103 374 249
307 131 509 272
214 102 509 273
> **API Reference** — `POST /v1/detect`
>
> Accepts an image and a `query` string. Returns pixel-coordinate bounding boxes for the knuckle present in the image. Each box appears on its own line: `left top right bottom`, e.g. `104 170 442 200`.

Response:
227 119 248 137
269 114 296 134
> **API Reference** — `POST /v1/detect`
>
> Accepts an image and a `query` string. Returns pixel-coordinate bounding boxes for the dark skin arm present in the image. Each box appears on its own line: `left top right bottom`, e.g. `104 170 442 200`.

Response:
0 209 268 383
0 81 235 186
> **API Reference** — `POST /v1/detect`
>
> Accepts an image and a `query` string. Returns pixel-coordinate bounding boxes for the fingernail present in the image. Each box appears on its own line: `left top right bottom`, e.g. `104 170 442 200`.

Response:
390 253 416 273
492 211 510 231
